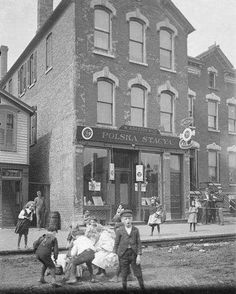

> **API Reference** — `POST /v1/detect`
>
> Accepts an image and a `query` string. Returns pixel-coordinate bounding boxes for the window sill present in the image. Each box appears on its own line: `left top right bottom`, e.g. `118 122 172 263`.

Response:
93 49 115 59
96 124 117 130
28 82 35 89
19 91 26 98
229 183 236 187
160 67 176 74
228 132 236 136
160 131 176 137
208 129 220 133
208 87 219 91
129 60 148 67
45 67 53 74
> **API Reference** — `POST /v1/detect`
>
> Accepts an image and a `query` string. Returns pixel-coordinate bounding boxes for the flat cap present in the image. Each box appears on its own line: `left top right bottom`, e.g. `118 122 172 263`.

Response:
120 209 133 218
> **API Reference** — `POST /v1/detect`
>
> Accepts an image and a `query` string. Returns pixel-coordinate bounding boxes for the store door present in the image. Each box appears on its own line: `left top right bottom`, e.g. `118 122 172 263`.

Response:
170 172 182 219
114 170 132 214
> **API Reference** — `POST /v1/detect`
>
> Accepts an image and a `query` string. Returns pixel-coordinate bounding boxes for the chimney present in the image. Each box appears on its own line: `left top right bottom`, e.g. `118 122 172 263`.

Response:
0 45 8 80
37 0 53 31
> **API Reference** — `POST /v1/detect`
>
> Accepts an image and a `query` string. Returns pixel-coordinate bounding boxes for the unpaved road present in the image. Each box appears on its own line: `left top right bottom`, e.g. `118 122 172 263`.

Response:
0 241 235 293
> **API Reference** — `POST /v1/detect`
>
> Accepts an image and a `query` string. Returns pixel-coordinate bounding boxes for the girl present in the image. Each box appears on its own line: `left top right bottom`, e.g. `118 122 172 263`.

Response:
15 201 35 250
148 198 162 236
188 200 198 232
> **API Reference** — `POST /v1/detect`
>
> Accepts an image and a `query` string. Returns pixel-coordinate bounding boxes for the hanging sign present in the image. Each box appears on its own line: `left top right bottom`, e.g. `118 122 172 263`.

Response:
136 165 143 182
109 163 115 181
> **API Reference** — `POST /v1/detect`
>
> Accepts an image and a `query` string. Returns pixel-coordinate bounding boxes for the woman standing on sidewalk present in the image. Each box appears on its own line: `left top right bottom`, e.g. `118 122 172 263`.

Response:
15 201 35 250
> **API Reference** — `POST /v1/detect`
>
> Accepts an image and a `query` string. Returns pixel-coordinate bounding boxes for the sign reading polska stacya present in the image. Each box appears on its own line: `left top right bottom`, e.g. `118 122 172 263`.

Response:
76 126 180 149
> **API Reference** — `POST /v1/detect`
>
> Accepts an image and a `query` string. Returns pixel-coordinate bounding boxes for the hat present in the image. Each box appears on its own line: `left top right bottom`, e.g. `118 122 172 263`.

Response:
120 209 133 218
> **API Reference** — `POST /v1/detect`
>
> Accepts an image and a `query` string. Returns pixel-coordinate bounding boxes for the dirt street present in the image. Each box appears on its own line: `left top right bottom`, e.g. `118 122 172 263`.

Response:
0 241 235 294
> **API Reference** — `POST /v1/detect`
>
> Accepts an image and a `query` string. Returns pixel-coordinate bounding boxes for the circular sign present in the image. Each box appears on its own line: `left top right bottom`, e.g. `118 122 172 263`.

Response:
81 127 93 140
182 128 192 142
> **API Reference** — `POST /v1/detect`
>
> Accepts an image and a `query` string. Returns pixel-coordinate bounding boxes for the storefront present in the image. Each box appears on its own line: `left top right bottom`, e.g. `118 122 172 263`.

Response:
76 125 190 223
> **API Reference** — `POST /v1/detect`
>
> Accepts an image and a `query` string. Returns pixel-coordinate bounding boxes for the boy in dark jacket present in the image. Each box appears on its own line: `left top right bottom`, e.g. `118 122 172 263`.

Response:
113 209 145 291
33 226 60 286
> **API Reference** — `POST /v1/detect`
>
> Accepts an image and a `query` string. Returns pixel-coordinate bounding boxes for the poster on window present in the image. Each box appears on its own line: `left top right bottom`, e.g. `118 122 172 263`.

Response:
89 181 101 191
141 183 146 192
109 163 115 181
136 165 143 182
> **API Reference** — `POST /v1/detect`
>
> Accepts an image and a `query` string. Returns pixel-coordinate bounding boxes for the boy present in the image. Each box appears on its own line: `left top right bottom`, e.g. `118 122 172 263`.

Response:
113 209 145 291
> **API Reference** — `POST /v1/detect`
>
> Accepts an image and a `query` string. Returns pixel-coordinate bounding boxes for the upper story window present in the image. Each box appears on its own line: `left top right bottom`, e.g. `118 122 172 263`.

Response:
97 79 113 125
157 19 177 71
207 142 221 183
28 52 37 86
188 88 196 126
131 86 145 127
46 33 53 71
208 67 218 89
227 98 236 134
206 93 220 131
30 112 37 146
18 63 27 96
227 146 236 184
160 92 173 133
0 108 17 151
91 1 116 56
93 66 119 126
126 9 149 65
158 81 178 133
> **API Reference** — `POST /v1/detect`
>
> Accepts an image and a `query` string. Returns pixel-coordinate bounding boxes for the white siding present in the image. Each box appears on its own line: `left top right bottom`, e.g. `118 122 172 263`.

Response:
0 111 29 165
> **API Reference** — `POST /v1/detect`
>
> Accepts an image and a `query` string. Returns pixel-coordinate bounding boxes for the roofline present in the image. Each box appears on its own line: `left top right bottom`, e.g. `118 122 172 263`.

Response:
163 0 195 34
196 45 234 69
0 0 72 87
0 89 35 115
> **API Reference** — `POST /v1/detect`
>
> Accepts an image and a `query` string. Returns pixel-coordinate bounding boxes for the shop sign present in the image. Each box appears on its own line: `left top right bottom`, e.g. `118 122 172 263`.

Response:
136 165 143 182
77 126 180 149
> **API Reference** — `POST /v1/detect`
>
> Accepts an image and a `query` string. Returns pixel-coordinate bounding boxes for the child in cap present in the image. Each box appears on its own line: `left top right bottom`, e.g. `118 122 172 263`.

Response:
113 209 145 291
33 226 60 286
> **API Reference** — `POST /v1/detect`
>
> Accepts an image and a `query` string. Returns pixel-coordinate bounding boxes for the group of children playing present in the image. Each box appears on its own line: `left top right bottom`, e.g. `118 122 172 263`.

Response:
29 205 145 291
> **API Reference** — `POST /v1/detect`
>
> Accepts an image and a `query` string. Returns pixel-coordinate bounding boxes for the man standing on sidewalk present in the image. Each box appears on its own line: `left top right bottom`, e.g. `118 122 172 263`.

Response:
34 191 46 229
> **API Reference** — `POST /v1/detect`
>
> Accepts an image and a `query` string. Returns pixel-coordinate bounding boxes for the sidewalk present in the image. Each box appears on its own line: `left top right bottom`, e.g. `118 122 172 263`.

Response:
0 216 235 254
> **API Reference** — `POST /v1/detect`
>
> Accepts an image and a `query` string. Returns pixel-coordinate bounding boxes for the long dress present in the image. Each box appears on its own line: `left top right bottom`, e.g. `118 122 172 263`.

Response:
92 229 118 270
148 204 162 226
188 207 198 223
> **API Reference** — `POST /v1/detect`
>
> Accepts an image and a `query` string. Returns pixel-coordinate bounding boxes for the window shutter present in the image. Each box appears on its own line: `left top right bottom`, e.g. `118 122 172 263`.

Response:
34 51 37 82
23 63 27 91
27 59 30 87
17 70 20 97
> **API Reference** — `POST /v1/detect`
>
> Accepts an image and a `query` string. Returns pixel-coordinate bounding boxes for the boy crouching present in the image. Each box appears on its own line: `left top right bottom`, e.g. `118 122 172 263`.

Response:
113 209 145 291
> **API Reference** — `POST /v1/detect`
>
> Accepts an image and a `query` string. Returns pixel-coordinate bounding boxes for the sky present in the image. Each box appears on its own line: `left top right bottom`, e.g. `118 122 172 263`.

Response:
0 0 236 70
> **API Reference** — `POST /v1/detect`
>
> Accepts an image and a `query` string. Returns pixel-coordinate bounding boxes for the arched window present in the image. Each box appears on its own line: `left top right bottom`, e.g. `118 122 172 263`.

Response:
131 85 146 127
160 92 173 132
97 79 113 125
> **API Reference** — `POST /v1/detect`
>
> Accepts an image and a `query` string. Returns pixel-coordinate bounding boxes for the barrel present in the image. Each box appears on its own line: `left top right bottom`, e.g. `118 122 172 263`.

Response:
47 211 61 230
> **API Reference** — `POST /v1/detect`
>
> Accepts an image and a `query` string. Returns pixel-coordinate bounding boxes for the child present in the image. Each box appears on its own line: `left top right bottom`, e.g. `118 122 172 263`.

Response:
188 200 198 232
33 226 60 286
15 201 35 250
83 210 91 226
113 209 145 291
147 198 162 236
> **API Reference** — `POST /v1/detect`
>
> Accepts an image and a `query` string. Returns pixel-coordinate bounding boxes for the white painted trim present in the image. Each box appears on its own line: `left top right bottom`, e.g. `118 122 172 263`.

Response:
93 66 119 87
206 93 221 102
157 80 178 98
207 66 218 75
188 88 196 99
226 97 236 105
128 74 151 93
126 8 149 27
227 145 236 152
206 142 221 151
90 0 116 16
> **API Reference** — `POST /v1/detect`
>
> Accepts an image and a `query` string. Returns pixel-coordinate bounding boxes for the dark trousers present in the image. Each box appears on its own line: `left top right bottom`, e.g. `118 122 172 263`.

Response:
71 249 95 279
119 248 144 290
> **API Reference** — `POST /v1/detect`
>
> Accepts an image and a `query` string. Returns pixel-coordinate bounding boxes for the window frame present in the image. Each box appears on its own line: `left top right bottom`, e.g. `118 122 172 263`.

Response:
208 150 219 182
130 85 146 127
0 107 17 152
46 33 53 72
208 100 219 130
228 152 236 184
228 104 236 133
18 63 27 96
129 18 145 64
159 28 173 70
160 91 174 133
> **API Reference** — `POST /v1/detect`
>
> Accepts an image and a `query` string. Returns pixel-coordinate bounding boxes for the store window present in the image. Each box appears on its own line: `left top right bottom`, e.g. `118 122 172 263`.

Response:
83 147 108 205
140 153 161 205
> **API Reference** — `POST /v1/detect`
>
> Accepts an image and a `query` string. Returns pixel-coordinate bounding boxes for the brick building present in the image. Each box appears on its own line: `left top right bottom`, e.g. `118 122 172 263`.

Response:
0 0 196 227
188 45 236 198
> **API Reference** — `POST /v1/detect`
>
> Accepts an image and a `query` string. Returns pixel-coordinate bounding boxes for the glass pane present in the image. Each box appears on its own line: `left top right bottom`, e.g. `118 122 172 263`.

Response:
129 41 143 62
170 155 180 172
130 21 143 42
160 30 171 49
208 115 216 128
229 105 236 119
229 153 236 168
160 113 171 132
97 102 112 124
229 119 236 132
160 93 172 112
209 167 216 180
6 129 13 145
94 30 109 50
208 152 217 166
131 108 143 127
131 87 144 108
7 114 14 129
95 9 109 32
141 153 161 199
98 80 112 103
208 101 216 115
209 72 215 88
0 129 4 145
83 147 108 204
160 49 171 68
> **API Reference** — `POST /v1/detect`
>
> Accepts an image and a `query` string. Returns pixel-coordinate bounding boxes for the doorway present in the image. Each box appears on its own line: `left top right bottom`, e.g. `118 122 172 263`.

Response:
170 155 182 219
